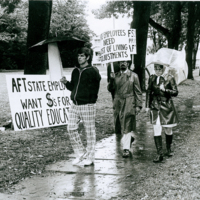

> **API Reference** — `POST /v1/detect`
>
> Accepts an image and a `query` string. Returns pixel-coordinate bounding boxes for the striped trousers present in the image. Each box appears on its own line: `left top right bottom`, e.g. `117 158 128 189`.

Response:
67 103 96 162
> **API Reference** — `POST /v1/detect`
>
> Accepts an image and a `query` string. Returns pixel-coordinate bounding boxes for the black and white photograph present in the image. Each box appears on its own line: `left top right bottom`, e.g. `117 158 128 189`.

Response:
0 0 199 199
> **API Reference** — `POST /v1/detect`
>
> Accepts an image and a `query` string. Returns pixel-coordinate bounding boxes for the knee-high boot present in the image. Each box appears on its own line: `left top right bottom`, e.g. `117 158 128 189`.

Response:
165 134 173 157
153 136 163 163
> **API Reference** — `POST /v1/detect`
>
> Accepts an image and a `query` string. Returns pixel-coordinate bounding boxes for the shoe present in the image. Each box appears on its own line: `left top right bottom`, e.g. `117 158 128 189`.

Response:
72 152 86 165
153 154 163 163
165 149 174 157
122 149 130 158
82 159 94 166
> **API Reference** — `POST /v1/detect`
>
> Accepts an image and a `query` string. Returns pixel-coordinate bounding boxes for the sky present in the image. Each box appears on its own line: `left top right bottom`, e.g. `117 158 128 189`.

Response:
85 0 132 36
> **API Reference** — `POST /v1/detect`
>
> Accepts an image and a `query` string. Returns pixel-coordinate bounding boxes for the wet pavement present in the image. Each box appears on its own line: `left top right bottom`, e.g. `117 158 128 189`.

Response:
0 70 200 200
0 114 157 200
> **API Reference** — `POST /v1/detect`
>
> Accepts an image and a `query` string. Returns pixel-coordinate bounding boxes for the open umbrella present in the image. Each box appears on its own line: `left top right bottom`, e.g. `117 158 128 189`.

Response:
29 36 86 81
29 36 86 52
146 48 188 85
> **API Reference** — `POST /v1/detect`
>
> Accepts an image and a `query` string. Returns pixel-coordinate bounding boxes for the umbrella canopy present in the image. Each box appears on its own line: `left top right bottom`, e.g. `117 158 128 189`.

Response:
29 36 86 52
146 48 188 85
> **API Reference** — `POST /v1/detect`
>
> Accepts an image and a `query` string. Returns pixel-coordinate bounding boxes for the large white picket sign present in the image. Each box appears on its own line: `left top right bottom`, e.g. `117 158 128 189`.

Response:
6 75 71 131
100 29 136 64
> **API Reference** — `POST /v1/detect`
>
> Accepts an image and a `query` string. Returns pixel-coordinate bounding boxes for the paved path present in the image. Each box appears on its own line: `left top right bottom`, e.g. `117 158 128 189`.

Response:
0 115 156 200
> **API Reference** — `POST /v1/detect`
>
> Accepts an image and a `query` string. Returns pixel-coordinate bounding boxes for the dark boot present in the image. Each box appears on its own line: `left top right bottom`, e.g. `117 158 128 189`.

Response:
165 134 173 157
153 136 163 163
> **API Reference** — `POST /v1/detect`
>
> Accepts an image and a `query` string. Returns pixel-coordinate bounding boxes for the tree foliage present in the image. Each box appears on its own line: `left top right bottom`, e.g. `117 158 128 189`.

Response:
148 1 200 79
148 2 183 50
0 0 21 14
49 0 95 68
0 1 28 70
50 0 94 40
92 1 133 19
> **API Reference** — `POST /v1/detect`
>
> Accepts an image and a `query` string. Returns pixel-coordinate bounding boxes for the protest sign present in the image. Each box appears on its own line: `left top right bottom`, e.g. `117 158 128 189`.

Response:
127 29 136 54
99 29 136 64
6 75 71 131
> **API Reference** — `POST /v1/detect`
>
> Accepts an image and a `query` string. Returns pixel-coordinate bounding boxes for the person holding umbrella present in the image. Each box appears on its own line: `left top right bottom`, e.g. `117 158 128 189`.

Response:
60 47 101 166
146 64 179 163
107 60 142 158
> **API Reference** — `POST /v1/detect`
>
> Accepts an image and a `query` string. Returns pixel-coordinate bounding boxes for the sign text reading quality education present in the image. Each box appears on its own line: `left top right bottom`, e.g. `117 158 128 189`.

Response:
6 75 71 131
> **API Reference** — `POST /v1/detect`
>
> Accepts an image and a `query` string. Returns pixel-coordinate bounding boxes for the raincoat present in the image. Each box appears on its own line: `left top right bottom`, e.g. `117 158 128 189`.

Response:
108 69 142 134
146 74 179 125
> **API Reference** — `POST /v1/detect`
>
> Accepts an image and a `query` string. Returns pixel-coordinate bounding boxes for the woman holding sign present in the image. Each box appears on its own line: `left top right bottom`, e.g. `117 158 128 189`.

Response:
107 60 142 158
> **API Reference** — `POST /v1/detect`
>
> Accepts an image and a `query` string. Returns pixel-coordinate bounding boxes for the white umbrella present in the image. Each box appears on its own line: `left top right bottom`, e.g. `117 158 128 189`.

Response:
146 48 188 85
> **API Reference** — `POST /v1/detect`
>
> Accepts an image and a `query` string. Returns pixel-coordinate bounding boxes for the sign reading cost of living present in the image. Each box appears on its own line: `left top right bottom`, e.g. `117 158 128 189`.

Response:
100 29 136 64
6 75 71 131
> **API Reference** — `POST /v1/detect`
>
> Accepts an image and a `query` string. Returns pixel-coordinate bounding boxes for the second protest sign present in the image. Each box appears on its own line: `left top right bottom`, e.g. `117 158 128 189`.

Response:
100 29 136 64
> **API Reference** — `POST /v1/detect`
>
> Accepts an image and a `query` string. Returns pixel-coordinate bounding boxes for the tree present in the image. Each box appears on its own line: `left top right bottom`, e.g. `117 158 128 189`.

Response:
148 2 200 79
49 0 95 68
147 24 167 54
92 1 133 19
149 2 183 50
50 0 94 40
0 0 21 14
190 4 200 72
24 0 52 74
0 1 28 70
131 1 151 91
185 2 200 79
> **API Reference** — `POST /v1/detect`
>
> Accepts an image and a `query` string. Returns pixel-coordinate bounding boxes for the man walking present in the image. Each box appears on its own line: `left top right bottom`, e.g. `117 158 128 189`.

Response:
107 60 142 158
60 47 101 166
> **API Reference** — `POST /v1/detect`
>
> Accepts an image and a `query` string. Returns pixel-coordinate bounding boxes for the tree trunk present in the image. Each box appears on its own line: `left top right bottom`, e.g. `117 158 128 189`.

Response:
192 42 198 70
167 2 182 49
192 50 197 70
24 0 52 74
131 1 151 91
186 2 195 80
